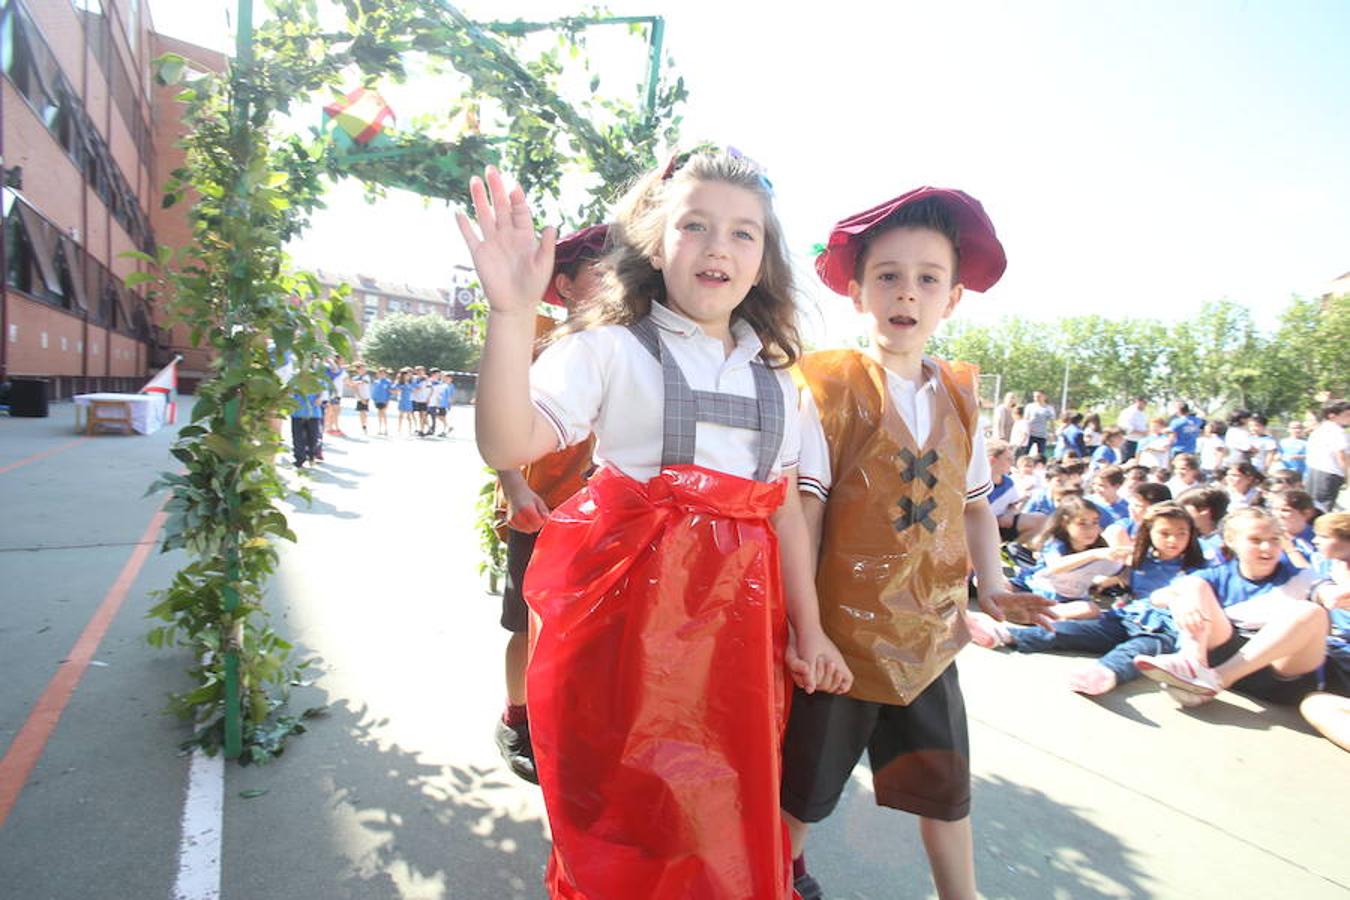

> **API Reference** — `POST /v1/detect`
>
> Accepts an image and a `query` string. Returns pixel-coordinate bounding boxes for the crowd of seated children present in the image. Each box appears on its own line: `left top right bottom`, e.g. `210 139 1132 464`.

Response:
969 502 1208 696
987 440 1046 545
1133 508 1329 708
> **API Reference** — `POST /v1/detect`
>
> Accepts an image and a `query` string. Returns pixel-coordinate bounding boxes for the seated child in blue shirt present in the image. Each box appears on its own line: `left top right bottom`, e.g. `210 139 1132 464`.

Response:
1133 507 1328 707
970 502 1208 695
1012 497 1133 622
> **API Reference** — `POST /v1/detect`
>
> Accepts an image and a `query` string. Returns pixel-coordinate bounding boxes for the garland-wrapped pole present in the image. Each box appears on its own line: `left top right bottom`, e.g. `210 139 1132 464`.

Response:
220 0 255 761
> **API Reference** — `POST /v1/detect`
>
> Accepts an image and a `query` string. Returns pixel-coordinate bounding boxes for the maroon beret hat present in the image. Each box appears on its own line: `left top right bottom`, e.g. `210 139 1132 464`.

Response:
544 224 610 306
815 187 1006 295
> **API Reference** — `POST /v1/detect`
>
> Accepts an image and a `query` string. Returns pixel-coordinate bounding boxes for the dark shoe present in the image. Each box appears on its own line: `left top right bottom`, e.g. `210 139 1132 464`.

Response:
494 718 539 784
794 872 824 900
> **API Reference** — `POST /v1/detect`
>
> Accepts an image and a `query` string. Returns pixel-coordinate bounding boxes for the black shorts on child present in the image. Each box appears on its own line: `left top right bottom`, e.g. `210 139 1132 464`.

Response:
412 401 427 412
355 400 369 412
1212 630 1320 705
500 528 538 633
781 662 970 823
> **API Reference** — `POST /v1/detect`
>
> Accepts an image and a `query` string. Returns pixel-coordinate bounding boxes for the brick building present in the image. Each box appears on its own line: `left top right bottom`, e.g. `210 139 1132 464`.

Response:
315 265 479 334
1 0 221 398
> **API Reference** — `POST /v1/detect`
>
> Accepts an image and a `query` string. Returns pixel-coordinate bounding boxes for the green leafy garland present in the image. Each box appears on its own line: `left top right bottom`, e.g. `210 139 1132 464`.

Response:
142 0 683 761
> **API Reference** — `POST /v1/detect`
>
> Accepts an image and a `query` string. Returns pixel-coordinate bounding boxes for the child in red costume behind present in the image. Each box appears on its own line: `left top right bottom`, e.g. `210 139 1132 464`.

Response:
493 225 607 785
459 150 853 899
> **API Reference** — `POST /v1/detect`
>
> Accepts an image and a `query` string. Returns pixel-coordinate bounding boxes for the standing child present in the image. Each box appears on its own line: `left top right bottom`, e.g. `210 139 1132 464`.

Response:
370 367 392 436
784 188 1054 900
1137 417 1173 469
394 369 414 436
1090 427 1125 471
492 224 607 784
1197 419 1228 477
1277 420 1308 478
410 367 431 435
459 152 852 899
350 361 372 434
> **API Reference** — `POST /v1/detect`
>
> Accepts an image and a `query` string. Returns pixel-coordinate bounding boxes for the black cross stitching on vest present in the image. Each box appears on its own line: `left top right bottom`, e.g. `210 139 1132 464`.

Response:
894 496 938 534
896 448 940 488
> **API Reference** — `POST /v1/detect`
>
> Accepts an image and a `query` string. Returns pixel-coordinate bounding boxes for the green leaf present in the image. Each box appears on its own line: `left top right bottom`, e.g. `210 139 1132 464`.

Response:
239 788 269 799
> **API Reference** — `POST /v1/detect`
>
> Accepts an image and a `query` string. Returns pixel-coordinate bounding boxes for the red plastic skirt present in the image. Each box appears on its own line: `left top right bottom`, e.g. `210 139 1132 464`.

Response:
524 464 793 899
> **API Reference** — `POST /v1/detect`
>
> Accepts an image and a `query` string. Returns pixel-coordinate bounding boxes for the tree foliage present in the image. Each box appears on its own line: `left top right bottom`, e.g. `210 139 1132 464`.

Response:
929 295 1348 419
360 313 481 371
143 0 684 761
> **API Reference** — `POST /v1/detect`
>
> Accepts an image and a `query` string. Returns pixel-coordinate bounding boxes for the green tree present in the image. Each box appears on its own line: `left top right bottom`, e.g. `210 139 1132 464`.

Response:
145 1 684 761
360 313 481 371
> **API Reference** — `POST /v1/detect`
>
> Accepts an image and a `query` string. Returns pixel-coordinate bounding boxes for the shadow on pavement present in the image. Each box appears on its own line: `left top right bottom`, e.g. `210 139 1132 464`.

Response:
808 772 1150 899
320 698 549 899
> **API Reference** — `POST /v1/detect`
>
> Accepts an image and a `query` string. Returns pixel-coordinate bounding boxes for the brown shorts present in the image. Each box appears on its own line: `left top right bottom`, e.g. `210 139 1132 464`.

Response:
781 663 970 823
500 528 537 633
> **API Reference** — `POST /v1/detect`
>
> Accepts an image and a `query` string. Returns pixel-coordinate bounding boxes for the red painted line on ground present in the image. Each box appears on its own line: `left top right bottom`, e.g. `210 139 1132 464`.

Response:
0 437 92 476
0 502 169 828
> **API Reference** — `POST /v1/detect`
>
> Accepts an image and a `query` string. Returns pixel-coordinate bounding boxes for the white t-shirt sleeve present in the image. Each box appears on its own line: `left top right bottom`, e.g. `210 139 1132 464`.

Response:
529 331 606 450
776 372 802 473
966 424 993 502
797 387 831 501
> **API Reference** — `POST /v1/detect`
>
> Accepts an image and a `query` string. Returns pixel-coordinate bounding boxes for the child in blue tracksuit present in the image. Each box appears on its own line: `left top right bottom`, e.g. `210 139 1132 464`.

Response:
290 391 324 467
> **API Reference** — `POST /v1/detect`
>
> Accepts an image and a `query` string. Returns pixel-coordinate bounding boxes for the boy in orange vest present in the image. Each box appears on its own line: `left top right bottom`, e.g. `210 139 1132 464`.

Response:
493 225 605 783
784 190 1054 899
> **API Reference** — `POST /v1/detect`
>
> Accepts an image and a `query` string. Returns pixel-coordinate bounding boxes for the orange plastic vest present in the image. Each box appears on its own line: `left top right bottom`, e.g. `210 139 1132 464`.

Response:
799 350 980 704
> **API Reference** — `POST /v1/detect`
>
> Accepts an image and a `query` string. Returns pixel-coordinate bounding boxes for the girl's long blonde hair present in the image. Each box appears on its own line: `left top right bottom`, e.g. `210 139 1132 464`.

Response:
558 148 801 367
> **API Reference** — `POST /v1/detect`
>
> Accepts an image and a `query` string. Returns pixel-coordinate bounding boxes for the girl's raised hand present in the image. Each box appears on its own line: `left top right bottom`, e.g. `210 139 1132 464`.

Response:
455 167 557 316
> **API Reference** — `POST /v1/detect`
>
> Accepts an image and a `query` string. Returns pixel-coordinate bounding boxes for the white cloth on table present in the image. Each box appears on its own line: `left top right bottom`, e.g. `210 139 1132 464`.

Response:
73 392 166 435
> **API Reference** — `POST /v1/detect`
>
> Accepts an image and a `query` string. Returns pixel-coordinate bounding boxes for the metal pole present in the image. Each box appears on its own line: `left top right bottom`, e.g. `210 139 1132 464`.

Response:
644 17 665 119
221 0 255 761
1060 361 1070 412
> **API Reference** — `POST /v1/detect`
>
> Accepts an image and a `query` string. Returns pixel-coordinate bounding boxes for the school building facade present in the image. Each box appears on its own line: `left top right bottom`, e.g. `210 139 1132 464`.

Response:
1 0 222 399
314 266 479 335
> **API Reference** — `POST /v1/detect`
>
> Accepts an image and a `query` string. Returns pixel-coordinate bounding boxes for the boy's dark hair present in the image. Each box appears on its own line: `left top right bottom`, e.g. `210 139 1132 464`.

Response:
1132 502 1207 570
555 247 602 281
1134 482 1172 506
1061 459 1089 477
1208 419 1228 437
1044 462 1067 480
1176 402 1191 414
1095 465 1125 487
1251 413 1268 426
1172 452 1199 470
1230 409 1251 425
852 198 961 283
1322 400 1350 419
1102 426 1124 441
1178 483 1230 521
1270 470 1303 489
1275 489 1316 516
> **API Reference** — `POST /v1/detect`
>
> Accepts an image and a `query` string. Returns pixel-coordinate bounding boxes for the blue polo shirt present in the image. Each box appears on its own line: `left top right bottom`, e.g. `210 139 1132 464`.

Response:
1195 557 1302 608
1169 415 1204 455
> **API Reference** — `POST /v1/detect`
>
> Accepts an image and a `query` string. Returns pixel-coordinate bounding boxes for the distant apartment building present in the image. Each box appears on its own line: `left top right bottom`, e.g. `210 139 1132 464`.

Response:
314 265 479 334
2 0 221 396
1322 271 1349 303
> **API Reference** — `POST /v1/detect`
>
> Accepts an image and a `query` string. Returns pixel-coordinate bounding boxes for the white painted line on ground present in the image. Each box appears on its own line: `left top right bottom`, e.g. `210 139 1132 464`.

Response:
173 748 224 900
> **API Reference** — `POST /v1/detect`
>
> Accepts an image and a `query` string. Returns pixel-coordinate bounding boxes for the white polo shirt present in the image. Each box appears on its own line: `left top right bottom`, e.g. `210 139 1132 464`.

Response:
1308 420 1348 476
797 355 992 504
530 302 802 483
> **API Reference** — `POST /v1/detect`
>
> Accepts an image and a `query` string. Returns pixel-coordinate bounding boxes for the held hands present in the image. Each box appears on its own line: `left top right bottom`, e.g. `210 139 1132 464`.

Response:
1102 545 1134 564
978 589 1057 631
504 482 551 534
454 167 556 317
786 627 854 695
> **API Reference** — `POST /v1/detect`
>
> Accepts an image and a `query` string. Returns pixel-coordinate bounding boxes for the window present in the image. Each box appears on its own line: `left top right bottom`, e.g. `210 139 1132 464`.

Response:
387 298 401 313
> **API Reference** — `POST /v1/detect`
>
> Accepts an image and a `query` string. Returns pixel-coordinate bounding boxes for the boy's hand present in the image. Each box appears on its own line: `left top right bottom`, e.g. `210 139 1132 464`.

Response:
455 166 556 317
792 628 854 695
504 483 551 533
978 590 1057 631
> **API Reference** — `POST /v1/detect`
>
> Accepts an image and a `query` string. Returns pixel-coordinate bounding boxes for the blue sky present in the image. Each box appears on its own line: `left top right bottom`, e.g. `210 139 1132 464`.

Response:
151 1 1350 341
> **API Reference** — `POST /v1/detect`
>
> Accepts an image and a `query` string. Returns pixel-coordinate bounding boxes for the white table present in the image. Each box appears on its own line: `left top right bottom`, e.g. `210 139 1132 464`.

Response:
72 392 167 435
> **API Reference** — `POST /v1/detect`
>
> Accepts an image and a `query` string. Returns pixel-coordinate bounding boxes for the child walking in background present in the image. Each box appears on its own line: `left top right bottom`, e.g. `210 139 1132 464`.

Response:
492 224 607 784
393 369 414 436
459 151 852 899
370 367 392 436
784 187 1053 900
